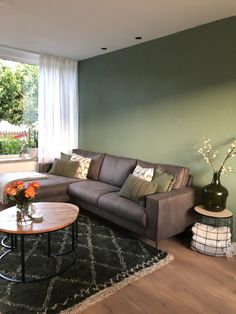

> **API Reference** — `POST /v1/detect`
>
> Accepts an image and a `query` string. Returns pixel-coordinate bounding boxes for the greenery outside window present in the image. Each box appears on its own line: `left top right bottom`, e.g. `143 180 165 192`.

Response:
0 57 39 160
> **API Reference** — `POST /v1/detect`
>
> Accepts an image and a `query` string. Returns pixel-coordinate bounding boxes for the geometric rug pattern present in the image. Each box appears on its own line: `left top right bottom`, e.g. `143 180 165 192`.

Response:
0 214 173 313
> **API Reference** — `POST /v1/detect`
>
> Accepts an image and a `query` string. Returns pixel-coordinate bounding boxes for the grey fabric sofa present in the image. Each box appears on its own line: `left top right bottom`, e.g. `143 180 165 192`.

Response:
37 148 201 247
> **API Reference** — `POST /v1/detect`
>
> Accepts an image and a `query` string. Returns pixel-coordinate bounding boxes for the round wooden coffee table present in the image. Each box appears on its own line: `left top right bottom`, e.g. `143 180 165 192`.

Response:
0 202 79 283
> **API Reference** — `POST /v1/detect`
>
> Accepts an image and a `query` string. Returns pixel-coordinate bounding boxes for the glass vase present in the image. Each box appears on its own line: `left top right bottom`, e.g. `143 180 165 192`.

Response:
16 204 32 226
202 171 228 212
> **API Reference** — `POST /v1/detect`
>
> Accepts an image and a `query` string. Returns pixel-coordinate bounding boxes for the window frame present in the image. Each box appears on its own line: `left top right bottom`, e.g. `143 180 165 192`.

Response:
0 46 39 162
0 46 39 65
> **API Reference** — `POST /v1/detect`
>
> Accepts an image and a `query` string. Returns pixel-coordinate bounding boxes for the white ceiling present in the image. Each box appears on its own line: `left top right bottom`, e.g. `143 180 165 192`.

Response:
0 0 236 61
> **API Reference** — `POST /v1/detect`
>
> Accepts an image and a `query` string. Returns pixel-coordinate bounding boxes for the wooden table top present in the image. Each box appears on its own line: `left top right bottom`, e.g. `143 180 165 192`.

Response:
0 202 79 235
194 205 233 218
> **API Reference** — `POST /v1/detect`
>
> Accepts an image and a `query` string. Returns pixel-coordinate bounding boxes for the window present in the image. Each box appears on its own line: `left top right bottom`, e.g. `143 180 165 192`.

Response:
0 48 39 160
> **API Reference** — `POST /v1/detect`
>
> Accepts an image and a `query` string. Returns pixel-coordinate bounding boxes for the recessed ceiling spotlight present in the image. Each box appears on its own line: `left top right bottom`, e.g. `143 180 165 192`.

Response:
135 36 142 40
101 47 107 50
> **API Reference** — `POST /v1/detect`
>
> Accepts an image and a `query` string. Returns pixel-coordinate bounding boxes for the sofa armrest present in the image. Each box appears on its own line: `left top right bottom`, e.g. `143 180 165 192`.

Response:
38 162 53 173
146 186 202 242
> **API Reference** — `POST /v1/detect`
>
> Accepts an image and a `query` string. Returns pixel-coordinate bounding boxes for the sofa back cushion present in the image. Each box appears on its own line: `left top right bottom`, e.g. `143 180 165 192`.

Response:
137 160 190 189
72 148 105 180
99 154 137 187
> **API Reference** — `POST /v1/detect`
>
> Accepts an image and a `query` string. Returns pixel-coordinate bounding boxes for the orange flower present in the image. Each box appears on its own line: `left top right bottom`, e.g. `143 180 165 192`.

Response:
28 181 40 189
6 180 39 206
5 185 17 196
12 181 25 190
16 181 24 190
25 187 36 199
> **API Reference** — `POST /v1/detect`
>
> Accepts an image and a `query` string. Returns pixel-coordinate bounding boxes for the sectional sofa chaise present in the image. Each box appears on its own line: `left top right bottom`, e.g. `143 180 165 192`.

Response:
0 148 201 247
34 148 201 247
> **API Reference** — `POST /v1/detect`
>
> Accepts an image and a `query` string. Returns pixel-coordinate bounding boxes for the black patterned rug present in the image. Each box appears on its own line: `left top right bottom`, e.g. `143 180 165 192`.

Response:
0 213 173 313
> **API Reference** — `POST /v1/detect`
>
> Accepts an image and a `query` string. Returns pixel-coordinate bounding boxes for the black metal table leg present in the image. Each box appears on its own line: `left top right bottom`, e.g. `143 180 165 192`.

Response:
21 235 25 283
71 223 75 250
48 233 51 257
10 234 14 249
14 235 17 249
75 219 78 242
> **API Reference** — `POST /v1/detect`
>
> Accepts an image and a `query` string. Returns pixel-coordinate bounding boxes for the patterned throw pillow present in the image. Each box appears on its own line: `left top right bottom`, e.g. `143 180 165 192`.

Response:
152 168 175 192
119 174 157 206
70 153 91 179
132 164 154 182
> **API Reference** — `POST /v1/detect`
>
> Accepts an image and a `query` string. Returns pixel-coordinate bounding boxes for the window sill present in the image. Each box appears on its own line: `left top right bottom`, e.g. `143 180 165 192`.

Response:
0 156 38 163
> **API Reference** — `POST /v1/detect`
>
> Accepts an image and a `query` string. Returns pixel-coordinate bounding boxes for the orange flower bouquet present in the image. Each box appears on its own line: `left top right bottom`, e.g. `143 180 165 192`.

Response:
5 181 40 225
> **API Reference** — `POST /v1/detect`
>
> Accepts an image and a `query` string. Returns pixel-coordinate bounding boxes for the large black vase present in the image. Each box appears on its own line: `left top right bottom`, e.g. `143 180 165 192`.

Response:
202 172 228 212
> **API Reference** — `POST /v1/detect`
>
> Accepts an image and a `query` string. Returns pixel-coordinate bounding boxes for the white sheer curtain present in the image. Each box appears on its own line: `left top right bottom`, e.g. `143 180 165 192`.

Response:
38 54 78 163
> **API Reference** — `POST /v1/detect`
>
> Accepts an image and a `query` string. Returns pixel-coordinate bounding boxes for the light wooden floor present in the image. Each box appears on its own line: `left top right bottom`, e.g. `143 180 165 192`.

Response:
81 234 236 314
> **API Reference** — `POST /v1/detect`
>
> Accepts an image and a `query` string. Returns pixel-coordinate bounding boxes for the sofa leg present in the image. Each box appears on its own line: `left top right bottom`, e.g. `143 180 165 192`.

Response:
155 240 158 250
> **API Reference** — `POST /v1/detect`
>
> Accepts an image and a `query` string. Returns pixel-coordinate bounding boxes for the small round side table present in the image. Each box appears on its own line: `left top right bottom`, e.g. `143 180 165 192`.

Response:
194 205 233 235
192 205 233 256
0 202 79 283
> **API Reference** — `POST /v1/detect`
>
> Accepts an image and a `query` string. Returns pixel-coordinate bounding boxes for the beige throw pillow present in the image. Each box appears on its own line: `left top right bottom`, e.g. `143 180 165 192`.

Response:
119 174 157 206
152 168 175 192
61 152 71 161
132 164 154 182
70 153 91 179
48 159 80 178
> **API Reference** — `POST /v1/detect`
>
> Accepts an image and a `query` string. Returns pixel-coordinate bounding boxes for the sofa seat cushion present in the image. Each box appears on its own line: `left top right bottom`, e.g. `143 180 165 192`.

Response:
33 174 80 200
68 181 120 206
98 192 146 227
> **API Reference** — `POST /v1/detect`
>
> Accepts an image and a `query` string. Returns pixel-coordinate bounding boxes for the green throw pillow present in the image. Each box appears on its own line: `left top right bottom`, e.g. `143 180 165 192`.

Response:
119 174 158 206
152 168 175 192
49 159 80 178
61 152 71 161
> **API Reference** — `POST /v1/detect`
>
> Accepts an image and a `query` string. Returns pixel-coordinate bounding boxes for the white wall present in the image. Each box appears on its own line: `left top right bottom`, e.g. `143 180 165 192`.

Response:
0 160 38 173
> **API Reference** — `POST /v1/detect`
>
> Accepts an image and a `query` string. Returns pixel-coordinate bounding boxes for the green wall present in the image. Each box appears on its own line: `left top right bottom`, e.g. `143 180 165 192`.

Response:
78 17 236 238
